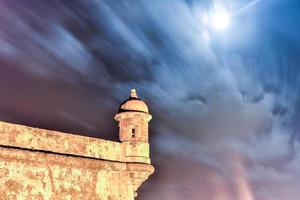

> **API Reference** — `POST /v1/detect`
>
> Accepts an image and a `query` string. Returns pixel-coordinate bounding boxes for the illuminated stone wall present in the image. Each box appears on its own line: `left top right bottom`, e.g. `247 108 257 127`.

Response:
0 121 154 200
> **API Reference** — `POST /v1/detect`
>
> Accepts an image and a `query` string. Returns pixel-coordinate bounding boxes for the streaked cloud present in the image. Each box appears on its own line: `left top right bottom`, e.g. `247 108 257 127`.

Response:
0 0 299 199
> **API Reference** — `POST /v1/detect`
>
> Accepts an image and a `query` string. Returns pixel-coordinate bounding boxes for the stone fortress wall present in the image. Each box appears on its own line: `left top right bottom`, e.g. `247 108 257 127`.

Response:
0 89 154 200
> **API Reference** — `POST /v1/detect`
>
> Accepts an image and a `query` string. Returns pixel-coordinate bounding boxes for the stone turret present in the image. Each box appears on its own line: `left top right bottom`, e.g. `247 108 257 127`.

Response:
114 89 154 197
114 89 152 163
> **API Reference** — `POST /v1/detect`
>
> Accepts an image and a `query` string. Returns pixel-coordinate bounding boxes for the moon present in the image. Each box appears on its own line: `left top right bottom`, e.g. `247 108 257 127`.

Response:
211 11 230 30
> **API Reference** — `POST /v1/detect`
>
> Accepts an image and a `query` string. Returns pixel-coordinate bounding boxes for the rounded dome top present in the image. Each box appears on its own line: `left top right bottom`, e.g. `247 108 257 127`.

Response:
118 89 149 114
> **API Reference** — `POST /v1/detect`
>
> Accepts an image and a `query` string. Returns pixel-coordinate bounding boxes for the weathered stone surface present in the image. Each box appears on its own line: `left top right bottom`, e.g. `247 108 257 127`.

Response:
0 121 154 199
0 146 135 200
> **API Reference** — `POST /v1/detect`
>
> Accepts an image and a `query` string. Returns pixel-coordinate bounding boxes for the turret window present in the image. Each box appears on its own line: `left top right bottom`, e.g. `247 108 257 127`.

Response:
132 128 136 138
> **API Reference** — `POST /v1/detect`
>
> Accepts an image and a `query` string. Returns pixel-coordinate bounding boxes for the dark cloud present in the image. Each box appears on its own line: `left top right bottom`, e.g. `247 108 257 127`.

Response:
0 0 300 199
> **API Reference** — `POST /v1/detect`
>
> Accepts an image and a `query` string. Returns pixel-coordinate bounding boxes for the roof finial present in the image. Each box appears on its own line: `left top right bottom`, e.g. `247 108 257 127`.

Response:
130 89 138 98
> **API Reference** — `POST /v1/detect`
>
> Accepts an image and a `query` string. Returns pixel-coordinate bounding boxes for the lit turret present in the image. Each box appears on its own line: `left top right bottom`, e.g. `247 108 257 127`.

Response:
114 89 152 163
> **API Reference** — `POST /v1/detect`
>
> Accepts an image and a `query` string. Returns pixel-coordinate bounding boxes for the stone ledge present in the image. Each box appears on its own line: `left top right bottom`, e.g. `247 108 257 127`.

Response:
0 145 127 171
0 121 126 162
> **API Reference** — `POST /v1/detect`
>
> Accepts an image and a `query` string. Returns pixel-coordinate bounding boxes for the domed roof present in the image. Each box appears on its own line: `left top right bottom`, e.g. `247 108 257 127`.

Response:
118 89 149 114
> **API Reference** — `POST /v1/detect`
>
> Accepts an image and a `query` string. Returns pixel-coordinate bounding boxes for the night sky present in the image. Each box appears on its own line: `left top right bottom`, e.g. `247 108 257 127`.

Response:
1 0 300 199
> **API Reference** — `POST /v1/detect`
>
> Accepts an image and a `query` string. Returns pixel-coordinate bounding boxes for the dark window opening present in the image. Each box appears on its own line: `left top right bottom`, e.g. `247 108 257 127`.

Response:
132 129 136 138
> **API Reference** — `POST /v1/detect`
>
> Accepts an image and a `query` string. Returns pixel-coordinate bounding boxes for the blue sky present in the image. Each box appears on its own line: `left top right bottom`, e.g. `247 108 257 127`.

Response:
0 0 300 199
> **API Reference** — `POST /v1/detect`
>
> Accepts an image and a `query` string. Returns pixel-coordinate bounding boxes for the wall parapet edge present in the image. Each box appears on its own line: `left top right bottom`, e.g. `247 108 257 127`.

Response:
0 121 125 163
